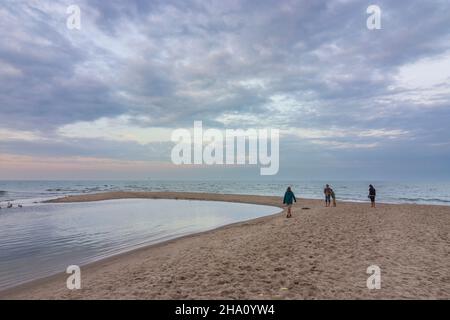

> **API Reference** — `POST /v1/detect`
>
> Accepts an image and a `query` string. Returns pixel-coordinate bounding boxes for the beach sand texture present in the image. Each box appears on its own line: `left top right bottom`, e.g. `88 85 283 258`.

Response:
1 192 449 299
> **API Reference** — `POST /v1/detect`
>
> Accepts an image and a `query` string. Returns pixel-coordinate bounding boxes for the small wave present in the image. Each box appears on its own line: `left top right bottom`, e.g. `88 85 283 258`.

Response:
46 188 83 193
398 197 450 203
0 190 7 195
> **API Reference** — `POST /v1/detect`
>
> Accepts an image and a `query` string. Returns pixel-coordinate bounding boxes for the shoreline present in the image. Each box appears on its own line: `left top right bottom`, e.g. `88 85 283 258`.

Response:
40 191 450 207
41 190 450 208
2 188 450 208
1 192 449 299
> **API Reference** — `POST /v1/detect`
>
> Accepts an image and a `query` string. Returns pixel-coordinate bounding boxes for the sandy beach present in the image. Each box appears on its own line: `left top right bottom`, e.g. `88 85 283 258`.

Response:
1 192 449 299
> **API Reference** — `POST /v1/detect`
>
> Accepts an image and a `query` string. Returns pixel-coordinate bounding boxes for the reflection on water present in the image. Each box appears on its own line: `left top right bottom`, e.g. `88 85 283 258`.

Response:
0 199 280 290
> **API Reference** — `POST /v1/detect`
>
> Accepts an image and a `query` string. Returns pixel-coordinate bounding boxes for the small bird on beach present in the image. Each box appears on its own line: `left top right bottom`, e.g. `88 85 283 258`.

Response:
18 204 23 208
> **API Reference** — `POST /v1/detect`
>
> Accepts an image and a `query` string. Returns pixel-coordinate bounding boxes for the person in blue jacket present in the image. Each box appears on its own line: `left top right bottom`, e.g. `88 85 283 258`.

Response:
283 186 297 218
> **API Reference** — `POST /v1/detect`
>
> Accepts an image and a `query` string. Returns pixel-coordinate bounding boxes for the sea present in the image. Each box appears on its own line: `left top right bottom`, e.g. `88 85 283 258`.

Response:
1 180 450 207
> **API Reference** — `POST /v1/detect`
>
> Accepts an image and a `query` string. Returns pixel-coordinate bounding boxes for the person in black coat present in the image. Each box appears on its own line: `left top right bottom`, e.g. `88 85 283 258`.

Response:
368 185 376 208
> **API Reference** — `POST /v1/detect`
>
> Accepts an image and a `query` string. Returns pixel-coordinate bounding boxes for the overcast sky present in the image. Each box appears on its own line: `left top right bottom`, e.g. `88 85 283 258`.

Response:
1 0 450 180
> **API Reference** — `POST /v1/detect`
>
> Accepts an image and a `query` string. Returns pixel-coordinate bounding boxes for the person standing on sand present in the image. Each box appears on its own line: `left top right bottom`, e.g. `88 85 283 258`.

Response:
324 184 332 207
330 188 336 207
368 184 376 208
283 186 296 218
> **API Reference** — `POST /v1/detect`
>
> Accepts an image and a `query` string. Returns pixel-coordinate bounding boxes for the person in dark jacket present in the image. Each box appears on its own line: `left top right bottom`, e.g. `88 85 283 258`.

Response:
283 186 297 218
368 184 376 208
324 184 332 207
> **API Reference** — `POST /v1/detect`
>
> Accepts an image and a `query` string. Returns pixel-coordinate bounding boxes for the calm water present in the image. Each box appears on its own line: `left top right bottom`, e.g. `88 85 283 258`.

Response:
0 199 280 290
1 180 450 206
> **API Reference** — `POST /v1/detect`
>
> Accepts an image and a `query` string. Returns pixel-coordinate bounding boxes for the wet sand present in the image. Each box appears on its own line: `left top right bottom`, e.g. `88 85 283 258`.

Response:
1 192 449 299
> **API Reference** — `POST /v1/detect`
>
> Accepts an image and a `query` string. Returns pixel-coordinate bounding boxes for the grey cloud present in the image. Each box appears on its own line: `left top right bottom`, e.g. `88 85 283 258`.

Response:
0 0 450 179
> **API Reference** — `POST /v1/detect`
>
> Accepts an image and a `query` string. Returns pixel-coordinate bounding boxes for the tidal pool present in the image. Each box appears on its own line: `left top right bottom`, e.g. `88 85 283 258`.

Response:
0 198 280 290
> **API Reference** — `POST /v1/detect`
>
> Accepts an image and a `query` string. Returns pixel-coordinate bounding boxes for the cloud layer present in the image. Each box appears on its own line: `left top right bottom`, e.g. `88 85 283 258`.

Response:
1 0 450 179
